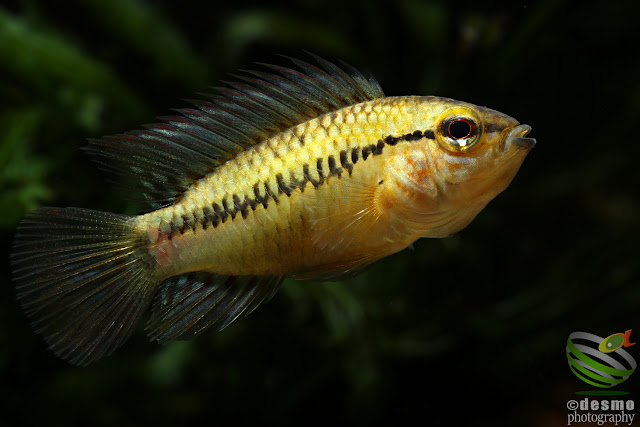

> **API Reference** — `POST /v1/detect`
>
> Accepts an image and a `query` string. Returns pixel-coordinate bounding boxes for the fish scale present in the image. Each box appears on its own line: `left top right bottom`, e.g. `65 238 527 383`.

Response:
11 54 535 365
142 97 420 279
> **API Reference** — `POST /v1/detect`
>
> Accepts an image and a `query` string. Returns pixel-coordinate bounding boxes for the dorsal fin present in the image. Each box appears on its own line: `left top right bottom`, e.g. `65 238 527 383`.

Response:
85 53 385 210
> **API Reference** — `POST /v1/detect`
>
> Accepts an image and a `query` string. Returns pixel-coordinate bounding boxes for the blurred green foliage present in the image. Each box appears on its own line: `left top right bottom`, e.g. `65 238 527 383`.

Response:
1 0 639 426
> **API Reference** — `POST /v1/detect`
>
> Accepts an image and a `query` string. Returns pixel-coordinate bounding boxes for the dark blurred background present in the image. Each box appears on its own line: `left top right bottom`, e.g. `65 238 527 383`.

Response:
1 0 638 425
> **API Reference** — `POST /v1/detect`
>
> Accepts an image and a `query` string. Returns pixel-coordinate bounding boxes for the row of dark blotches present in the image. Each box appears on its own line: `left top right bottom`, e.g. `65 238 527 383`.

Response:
166 129 435 236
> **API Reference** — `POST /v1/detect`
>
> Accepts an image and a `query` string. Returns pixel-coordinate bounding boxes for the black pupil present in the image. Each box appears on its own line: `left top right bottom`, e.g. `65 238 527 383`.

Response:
449 119 472 140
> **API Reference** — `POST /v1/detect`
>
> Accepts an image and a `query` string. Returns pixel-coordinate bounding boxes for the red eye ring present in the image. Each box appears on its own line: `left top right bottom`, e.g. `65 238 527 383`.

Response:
447 118 475 140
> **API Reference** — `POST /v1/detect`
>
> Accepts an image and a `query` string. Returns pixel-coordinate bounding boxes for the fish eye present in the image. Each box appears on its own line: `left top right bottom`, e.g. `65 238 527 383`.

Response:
437 111 482 152
447 118 474 140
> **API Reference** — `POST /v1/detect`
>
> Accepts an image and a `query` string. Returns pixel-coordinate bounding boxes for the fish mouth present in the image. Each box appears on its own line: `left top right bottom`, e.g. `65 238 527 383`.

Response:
506 124 536 150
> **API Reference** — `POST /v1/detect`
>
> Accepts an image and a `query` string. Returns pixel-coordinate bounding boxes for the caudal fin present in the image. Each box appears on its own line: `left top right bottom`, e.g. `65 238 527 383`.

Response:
11 207 157 366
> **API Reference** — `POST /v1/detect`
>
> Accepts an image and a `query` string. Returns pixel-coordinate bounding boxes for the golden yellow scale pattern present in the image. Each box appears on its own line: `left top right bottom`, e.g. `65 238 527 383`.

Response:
138 96 427 279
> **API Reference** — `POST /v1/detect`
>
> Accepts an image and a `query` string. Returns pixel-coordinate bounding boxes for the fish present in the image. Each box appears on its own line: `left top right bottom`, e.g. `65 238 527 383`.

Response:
10 54 535 365
598 329 636 353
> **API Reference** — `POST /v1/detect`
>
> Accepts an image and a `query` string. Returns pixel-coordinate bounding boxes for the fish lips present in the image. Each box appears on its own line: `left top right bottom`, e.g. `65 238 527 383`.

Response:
506 124 536 150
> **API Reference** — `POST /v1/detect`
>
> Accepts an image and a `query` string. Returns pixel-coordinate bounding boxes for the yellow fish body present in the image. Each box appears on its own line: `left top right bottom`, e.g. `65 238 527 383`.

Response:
11 55 535 365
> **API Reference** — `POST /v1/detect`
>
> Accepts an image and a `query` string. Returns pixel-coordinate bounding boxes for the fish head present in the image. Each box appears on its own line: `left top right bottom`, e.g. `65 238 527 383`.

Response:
386 97 535 238
429 99 535 195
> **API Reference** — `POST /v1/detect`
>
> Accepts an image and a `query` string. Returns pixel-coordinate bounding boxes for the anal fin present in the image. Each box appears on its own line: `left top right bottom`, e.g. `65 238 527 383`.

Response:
147 272 282 344
291 254 378 281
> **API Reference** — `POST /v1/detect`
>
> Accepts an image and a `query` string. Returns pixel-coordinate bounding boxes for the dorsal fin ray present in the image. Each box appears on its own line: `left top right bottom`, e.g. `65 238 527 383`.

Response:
232 72 322 119
284 56 368 105
84 54 385 211
219 80 302 122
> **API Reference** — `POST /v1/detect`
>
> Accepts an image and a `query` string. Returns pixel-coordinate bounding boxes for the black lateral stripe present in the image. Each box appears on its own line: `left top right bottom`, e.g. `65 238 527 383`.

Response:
265 180 279 203
351 147 360 164
223 197 236 220
211 209 221 227
303 163 320 188
361 145 370 160
213 202 227 224
169 215 181 235
374 140 384 154
247 192 258 210
184 214 196 232
384 135 399 145
206 204 220 228
233 194 249 219
253 182 268 209
339 150 353 175
423 129 435 139
289 169 308 193
203 182 272 231
406 130 424 141
327 155 342 177
316 158 324 185
276 173 292 196
362 144 373 160
202 205 215 230
383 129 434 145
169 213 195 236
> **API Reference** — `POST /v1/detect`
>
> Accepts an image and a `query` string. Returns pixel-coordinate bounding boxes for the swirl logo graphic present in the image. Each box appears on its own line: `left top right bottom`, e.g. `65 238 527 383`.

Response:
566 330 637 389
